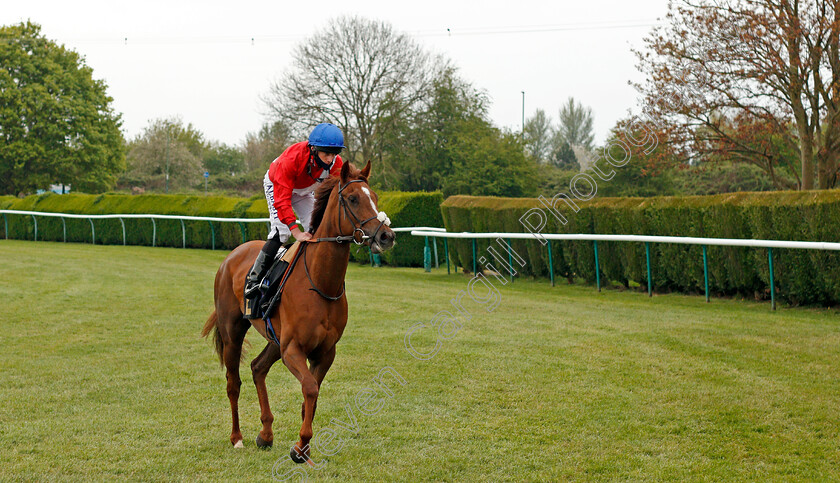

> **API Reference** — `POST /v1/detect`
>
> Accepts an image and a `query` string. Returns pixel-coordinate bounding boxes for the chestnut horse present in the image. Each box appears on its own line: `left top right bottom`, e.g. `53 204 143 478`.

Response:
201 161 395 463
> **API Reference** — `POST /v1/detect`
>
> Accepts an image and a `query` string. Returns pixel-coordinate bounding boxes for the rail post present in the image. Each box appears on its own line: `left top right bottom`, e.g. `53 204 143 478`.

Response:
433 237 439 269
645 242 652 297
768 248 776 311
593 240 601 292
151 218 156 247
119 218 126 246
547 241 555 287
702 245 709 302
31 214 37 241
60 216 66 242
207 221 215 250
88 218 95 244
472 239 477 276
444 238 450 275
180 219 186 248
237 222 246 245
2 213 7 240
507 238 514 283
424 236 431 272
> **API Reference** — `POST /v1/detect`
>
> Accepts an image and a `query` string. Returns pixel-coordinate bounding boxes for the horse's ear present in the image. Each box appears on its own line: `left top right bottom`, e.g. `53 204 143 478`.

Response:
360 160 371 179
340 161 351 182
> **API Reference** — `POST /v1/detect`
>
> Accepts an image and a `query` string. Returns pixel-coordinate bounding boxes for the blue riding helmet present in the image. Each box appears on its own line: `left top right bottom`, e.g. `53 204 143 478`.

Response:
308 123 345 154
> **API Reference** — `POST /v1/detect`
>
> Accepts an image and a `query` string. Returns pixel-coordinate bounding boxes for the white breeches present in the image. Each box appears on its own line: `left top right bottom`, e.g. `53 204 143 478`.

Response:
263 172 316 243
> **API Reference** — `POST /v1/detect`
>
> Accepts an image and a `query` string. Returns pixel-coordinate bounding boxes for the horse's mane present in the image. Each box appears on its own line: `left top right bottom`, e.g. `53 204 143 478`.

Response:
309 163 364 234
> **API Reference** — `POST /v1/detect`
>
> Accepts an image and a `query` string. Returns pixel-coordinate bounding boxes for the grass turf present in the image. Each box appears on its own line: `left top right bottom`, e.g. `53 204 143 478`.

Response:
0 240 838 481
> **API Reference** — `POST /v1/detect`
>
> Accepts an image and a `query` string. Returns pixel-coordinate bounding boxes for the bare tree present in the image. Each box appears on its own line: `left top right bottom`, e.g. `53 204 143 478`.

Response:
524 109 553 163
264 16 440 181
635 0 840 190
554 97 595 151
241 121 294 174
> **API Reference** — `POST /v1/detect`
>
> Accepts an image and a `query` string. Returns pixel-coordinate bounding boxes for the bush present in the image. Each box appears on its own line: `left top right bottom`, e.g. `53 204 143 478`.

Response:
440 191 840 307
0 195 16 209
346 191 445 267
0 191 444 266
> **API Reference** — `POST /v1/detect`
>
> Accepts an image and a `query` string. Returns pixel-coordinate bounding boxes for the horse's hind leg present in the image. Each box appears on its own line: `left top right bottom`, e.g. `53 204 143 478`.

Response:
221 314 250 448
251 342 283 449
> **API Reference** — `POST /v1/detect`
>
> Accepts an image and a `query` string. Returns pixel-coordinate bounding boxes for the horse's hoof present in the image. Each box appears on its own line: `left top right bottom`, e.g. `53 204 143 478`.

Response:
290 445 309 464
256 434 273 450
233 440 245 449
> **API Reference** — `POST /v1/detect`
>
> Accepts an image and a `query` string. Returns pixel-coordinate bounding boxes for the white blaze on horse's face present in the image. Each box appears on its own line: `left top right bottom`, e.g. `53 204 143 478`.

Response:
361 186 378 213
361 186 391 226
358 185 394 253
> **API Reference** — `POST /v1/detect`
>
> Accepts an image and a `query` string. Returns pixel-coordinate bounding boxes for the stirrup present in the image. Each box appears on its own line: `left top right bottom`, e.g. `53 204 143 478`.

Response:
245 282 260 297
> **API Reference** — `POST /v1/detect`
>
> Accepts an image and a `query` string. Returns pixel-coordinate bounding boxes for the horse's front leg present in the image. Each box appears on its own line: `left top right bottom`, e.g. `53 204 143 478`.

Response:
300 347 336 422
251 342 283 449
282 343 322 464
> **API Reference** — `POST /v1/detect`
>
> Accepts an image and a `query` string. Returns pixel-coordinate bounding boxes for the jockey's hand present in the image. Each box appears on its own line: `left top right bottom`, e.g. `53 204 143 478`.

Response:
291 226 313 241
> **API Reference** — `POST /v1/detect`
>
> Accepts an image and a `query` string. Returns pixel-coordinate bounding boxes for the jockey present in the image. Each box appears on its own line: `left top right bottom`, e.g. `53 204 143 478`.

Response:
245 123 345 299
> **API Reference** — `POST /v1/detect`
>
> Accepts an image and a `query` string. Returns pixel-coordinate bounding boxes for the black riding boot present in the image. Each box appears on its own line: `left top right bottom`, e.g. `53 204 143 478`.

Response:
245 237 282 298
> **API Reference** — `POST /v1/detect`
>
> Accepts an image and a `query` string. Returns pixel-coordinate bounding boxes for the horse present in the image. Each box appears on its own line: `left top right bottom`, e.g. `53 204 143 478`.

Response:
201 161 395 463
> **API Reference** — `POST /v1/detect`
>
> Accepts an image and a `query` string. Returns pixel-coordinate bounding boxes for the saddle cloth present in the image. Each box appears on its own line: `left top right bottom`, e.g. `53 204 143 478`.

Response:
244 241 302 320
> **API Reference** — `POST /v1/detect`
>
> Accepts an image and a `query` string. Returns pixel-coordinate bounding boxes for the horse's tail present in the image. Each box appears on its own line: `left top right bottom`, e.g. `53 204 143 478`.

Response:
201 310 224 367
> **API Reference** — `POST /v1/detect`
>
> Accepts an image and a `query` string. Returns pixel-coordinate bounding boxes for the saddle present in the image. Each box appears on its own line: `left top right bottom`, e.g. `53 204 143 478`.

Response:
244 241 304 321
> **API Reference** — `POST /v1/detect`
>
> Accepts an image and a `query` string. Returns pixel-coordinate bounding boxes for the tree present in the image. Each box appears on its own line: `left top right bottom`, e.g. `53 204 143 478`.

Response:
524 109 553 163
594 132 678 198
675 161 777 195
549 141 578 170
242 120 294 174
635 0 840 190
440 123 538 197
554 97 595 151
377 66 537 196
380 66 488 192
125 117 205 192
0 21 124 194
263 16 440 177
203 142 244 176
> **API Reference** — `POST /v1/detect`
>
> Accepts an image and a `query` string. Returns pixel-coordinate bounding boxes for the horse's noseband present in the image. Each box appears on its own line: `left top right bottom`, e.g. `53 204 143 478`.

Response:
338 179 389 246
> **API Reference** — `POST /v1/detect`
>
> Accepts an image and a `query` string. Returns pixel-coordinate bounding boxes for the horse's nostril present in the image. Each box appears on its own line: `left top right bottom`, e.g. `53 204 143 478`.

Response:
380 232 391 242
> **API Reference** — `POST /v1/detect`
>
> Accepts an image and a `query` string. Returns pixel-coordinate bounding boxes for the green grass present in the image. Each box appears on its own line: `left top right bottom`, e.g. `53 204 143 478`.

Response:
1 240 839 482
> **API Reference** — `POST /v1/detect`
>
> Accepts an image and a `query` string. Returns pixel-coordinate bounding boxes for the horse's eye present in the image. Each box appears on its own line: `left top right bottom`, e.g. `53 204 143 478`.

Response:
348 195 358 203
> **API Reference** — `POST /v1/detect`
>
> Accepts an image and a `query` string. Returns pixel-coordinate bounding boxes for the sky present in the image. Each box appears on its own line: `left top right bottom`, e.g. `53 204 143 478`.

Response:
2 0 671 147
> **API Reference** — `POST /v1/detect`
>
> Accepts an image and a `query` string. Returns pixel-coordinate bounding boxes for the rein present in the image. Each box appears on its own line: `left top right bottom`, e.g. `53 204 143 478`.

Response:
301 242 345 301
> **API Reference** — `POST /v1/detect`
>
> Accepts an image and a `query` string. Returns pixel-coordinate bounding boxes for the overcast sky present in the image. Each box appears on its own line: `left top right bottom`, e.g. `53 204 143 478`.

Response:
3 0 670 148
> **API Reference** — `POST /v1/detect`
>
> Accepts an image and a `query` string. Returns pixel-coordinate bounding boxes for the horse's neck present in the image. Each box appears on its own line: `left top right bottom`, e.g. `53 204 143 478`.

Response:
307 202 351 293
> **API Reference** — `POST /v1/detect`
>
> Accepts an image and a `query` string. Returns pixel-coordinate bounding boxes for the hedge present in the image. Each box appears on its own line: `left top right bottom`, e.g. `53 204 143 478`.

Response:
440 191 840 307
0 193 250 249
0 190 444 266
367 190 445 267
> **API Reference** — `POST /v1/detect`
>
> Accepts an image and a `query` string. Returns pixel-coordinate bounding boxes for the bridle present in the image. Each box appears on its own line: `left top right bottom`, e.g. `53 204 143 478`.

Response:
302 177 390 301
308 178 389 246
